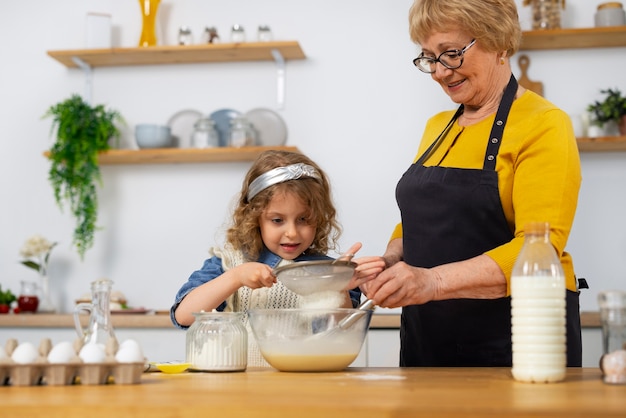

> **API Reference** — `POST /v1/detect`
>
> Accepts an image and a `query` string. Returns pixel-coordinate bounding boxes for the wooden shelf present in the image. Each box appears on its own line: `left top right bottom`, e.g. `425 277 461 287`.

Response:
576 135 626 152
47 41 306 68
43 146 302 165
521 26 626 50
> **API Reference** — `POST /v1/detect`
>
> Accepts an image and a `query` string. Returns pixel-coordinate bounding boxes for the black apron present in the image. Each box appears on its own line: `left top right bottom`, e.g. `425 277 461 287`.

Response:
396 75 582 367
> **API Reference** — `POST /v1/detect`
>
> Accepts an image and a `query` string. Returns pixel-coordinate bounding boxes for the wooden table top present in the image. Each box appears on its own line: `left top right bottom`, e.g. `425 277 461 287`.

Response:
2 367 623 418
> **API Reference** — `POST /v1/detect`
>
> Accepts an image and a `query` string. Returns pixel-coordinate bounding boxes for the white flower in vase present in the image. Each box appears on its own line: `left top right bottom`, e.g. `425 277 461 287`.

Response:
19 234 57 313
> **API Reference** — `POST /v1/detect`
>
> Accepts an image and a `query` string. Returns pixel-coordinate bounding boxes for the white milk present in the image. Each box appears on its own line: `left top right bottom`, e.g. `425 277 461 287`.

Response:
511 275 566 383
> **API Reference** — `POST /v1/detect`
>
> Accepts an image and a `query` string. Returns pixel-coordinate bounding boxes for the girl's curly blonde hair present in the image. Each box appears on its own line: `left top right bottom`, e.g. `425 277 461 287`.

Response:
226 150 341 260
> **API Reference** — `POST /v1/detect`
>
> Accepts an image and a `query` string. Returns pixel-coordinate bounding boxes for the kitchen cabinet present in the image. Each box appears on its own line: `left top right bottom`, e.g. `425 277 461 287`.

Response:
46 41 306 162
520 27 626 152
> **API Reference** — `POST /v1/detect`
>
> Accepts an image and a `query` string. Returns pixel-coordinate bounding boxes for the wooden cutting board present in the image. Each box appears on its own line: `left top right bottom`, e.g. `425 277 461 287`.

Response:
518 54 544 97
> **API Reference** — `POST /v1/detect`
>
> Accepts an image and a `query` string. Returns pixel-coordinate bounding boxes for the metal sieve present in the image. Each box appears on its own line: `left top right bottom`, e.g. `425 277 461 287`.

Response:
274 260 356 296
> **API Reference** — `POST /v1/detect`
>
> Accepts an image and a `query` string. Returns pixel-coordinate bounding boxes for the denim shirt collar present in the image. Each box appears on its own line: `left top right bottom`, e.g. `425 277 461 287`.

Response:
257 247 332 268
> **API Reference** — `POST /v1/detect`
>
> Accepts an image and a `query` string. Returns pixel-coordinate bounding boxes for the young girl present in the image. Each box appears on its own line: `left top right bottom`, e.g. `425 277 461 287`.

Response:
170 150 362 366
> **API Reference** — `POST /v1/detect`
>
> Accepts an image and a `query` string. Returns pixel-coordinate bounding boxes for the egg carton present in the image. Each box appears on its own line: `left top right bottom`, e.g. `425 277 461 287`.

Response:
0 337 146 386
0 361 145 386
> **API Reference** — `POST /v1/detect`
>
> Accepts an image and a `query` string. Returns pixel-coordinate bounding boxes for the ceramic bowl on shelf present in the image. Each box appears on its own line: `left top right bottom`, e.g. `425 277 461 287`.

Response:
135 124 173 149
248 308 372 372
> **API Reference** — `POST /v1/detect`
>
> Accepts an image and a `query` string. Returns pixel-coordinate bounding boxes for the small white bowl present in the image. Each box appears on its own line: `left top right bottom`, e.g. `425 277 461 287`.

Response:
135 124 172 149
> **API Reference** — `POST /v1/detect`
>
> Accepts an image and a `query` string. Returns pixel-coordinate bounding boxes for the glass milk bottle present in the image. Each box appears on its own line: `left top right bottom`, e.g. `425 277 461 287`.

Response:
186 312 247 372
511 222 566 383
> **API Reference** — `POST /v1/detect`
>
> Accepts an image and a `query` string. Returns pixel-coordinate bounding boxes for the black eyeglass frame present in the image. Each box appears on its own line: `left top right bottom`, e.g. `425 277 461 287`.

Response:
412 39 476 73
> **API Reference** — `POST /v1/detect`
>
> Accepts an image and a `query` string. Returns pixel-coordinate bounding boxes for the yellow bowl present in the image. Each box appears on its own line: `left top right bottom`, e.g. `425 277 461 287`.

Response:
152 362 191 374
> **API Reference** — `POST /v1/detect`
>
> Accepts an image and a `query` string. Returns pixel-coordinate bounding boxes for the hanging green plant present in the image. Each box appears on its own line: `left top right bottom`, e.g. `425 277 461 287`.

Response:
44 94 122 259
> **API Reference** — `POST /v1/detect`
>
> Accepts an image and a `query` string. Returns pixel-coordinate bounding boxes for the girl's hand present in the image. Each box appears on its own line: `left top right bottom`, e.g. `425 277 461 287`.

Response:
338 242 363 261
348 256 386 290
232 262 277 289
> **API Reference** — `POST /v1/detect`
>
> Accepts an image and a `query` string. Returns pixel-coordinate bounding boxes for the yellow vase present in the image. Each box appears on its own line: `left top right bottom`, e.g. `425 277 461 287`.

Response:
138 0 160 47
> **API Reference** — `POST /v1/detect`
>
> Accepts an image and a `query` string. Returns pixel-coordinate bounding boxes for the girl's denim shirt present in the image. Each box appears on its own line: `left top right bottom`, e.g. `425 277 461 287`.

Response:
170 248 362 329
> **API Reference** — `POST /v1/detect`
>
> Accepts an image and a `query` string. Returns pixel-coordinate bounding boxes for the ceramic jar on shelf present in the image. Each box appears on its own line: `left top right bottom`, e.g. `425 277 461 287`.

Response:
595 2 626 27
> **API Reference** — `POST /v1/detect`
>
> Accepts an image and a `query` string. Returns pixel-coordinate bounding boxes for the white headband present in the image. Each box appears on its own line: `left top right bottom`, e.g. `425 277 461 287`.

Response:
247 163 322 201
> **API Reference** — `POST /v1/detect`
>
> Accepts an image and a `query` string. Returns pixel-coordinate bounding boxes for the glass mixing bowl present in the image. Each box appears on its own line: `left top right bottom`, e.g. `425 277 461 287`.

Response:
248 308 372 372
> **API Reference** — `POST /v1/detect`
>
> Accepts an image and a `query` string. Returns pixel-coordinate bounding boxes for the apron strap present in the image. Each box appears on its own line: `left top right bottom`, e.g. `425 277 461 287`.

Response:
484 74 518 171
415 105 464 167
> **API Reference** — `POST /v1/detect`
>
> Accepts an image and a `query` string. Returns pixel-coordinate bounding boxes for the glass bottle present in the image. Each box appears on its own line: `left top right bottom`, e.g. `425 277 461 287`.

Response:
191 117 219 148
511 222 566 383
257 25 273 42
138 0 161 47
229 117 257 147
186 312 247 372
598 290 626 355
528 0 563 29
73 278 117 346
203 26 220 44
178 26 193 45
18 281 39 313
230 24 246 43
599 290 626 384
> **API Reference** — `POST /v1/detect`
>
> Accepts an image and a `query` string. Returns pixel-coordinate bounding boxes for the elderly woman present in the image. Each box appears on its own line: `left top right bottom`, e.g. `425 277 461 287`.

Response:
356 0 582 367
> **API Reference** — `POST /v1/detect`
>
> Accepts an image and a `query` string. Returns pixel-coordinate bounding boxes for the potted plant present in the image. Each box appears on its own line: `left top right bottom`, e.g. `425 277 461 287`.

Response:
587 88 626 136
44 94 122 259
0 285 17 314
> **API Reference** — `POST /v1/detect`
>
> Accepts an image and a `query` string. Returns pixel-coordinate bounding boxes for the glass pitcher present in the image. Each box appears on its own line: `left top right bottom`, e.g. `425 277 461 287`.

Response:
73 278 117 346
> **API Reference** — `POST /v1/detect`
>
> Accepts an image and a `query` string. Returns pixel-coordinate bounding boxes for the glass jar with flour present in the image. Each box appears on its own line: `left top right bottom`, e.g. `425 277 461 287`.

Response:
186 312 247 372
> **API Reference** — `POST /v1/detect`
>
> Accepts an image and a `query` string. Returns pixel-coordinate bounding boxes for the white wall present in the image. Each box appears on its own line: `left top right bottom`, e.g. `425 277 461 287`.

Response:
1 0 624 316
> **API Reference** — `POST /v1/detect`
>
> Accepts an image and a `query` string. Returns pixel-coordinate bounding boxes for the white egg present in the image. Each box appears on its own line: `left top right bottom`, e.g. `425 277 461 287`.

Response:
115 340 145 363
11 342 39 364
79 342 106 363
48 341 77 364
118 339 140 351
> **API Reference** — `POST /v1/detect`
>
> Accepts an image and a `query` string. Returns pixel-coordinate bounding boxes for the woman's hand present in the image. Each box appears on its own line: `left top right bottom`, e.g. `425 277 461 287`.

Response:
360 261 439 308
360 254 507 308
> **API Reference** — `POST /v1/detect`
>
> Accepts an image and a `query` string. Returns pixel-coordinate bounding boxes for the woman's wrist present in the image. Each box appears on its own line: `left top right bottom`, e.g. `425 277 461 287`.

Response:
382 253 402 269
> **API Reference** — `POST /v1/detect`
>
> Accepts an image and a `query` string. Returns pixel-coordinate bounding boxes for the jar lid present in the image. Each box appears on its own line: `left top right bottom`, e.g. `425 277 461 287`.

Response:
179 26 192 34
523 0 565 7
598 2 623 10
231 24 244 32
191 311 242 319
194 117 215 128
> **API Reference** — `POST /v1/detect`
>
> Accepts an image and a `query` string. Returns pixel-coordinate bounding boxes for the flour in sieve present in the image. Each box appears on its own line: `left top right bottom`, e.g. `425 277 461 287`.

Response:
300 291 345 309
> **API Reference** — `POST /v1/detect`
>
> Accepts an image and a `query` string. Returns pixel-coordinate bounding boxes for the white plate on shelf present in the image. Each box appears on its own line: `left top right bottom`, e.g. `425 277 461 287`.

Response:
210 108 242 147
167 109 203 148
244 108 288 146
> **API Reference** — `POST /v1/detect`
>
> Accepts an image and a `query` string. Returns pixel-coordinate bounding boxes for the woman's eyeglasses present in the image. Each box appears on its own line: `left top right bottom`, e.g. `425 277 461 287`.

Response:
413 39 476 74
